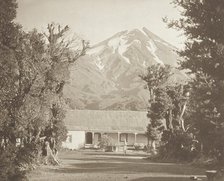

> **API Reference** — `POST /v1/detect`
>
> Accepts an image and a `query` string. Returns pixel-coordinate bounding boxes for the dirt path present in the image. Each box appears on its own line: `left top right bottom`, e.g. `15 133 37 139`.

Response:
29 151 207 181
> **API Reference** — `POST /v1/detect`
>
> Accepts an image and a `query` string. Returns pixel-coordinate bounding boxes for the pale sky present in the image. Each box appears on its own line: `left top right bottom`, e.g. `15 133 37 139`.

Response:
16 0 184 47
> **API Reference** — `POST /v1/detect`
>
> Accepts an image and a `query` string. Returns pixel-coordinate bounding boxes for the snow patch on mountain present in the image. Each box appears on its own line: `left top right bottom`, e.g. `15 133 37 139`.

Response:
147 40 164 65
139 28 149 37
108 37 120 53
94 57 104 70
133 39 141 44
122 56 131 64
108 35 131 64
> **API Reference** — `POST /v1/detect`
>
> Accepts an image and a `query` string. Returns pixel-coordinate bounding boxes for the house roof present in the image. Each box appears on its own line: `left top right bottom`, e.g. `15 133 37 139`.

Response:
64 109 149 133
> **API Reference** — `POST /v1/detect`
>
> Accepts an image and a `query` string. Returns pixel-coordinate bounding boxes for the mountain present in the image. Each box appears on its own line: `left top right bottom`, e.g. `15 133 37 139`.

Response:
63 27 185 111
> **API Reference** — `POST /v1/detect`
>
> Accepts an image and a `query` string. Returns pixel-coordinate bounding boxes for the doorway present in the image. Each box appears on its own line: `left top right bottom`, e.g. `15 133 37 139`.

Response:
86 132 93 144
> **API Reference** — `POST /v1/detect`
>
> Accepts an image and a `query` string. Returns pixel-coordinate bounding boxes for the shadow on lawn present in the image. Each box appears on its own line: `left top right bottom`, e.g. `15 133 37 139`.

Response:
62 157 150 164
130 177 206 181
45 156 205 177
84 152 148 157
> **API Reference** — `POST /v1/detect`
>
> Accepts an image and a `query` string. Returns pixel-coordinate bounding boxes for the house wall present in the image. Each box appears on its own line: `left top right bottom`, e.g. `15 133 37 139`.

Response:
62 131 148 150
136 134 147 144
62 131 85 150
107 133 147 145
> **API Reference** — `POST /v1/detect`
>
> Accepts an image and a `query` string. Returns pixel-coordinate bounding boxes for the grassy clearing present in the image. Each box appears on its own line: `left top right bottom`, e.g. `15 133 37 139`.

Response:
29 150 207 181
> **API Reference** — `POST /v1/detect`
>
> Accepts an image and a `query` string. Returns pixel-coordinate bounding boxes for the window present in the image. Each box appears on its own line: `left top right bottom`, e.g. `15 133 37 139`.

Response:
66 135 72 143
120 133 128 142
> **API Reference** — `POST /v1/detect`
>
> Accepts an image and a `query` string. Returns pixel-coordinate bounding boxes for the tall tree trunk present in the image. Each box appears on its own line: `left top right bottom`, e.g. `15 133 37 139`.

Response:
34 130 41 143
179 101 187 132
151 140 156 154
200 143 204 154
168 109 173 131
150 88 155 102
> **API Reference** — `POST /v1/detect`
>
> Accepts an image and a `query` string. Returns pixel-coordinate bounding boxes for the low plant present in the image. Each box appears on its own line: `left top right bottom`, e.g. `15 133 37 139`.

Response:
98 134 113 150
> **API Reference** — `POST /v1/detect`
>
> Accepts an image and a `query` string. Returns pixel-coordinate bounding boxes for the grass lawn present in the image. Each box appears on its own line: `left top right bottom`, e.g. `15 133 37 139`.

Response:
28 150 207 181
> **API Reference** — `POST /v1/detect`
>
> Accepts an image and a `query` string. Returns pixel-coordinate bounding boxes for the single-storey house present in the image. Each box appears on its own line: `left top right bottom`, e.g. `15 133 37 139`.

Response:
62 109 149 151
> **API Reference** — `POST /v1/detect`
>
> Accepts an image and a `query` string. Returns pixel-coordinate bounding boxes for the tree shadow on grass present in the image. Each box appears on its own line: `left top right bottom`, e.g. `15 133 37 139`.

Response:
46 160 205 176
84 152 148 157
130 177 206 181
42 151 207 180
61 157 150 164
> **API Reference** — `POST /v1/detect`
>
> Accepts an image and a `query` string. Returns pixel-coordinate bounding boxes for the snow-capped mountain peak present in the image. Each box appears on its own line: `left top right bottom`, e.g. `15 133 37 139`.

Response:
64 27 182 111
87 27 176 67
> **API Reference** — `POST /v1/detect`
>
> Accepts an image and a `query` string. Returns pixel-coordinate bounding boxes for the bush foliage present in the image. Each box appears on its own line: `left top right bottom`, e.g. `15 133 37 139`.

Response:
142 0 224 166
0 0 87 179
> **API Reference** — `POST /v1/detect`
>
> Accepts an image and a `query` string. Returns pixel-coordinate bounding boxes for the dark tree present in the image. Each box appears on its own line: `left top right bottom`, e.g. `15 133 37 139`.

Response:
0 0 88 179
167 0 224 165
141 64 191 155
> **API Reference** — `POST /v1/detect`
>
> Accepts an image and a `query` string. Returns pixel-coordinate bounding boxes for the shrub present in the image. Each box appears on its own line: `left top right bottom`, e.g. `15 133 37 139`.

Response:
0 145 29 181
98 134 113 150
159 129 198 161
134 143 144 150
